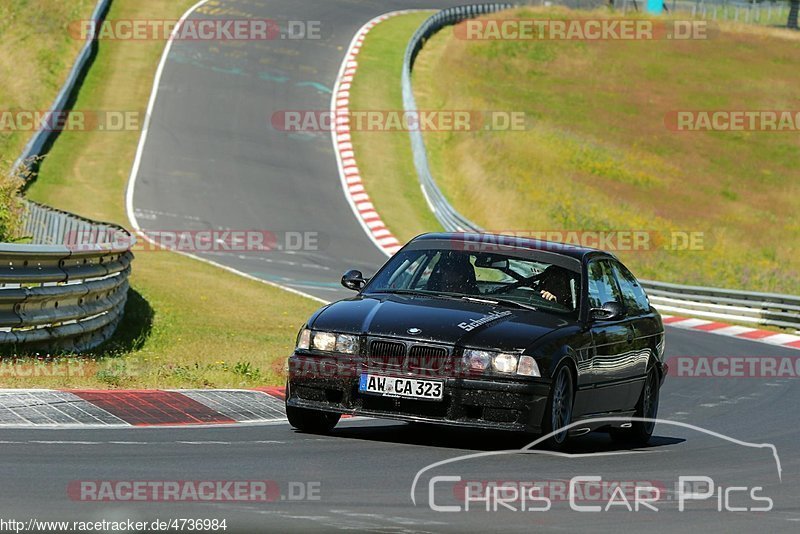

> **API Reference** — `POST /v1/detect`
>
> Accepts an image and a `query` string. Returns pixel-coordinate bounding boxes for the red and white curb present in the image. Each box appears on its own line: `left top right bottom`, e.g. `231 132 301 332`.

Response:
662 315 800 351
331 11 428 258
0 388 288 427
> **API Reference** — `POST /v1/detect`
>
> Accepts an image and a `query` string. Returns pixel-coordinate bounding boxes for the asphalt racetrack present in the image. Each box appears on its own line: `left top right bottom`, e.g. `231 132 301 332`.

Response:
1 327 798 533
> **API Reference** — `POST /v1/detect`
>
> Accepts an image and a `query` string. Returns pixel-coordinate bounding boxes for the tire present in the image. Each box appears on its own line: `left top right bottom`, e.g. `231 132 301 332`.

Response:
610 363 660 447
286 405 341 434
541 364 575 450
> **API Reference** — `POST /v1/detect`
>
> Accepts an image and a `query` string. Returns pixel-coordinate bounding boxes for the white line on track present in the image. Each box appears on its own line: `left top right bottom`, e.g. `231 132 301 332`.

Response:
0 438 332 445
0 416 374 430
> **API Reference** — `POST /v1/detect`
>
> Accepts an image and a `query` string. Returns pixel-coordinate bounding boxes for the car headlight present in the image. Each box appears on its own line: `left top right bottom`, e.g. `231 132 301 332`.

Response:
335 334 359 354
296 328 311 350
312 331 337 352
463 349 492 372
516 355 541 377
492 353 518 374
309 331 359 354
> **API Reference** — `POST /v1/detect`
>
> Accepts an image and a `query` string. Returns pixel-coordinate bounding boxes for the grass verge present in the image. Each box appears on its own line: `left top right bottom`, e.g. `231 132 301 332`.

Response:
0 0 97 240
4 0 321 388
351 7 800 295
0 0 96 161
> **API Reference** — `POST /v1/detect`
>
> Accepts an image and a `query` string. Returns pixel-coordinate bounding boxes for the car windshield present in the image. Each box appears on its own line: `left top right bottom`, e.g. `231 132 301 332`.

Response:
363 248 581 314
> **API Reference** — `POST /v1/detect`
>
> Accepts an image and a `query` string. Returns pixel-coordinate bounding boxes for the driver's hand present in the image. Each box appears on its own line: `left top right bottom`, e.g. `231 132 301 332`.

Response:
540 290 557 302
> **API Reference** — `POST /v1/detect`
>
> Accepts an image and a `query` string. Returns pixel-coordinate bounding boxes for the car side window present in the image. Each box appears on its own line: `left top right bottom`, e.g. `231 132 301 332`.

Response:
610 262 651 315
410 252 440 289
387 253 429 288
587 260 623 309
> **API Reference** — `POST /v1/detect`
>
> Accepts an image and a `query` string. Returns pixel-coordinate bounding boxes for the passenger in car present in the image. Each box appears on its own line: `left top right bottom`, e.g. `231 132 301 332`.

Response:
537 265 574 307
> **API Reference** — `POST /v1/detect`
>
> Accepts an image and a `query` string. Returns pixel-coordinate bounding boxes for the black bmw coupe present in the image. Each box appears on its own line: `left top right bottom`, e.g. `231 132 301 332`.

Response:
286 233 667 448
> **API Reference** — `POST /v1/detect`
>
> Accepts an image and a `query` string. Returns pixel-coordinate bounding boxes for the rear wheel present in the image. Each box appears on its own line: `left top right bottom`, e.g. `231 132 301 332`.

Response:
286 405 341 434
610 364 660 446
541 365 574 450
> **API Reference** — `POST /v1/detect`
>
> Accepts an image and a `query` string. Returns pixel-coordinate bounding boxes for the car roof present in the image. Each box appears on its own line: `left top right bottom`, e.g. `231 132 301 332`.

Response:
410 232 616 262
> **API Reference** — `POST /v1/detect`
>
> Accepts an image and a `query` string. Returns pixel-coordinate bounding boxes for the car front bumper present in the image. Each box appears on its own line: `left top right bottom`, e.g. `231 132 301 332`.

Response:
286 353 550 433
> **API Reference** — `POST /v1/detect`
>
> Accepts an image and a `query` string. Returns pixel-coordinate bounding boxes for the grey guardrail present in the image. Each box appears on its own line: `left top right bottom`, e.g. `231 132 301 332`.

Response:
2 0 134 352
401 4 800 332
0 201 134 352
12 0 112 175
639 281 800 331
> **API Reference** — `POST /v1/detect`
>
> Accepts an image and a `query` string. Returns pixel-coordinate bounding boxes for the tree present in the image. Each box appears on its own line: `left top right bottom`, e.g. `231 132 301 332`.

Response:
789 0 799 30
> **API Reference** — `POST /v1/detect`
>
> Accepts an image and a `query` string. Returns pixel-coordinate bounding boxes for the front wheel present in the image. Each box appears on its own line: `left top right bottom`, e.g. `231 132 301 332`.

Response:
610 364 660 447
541 365 574 450
286 405 341 434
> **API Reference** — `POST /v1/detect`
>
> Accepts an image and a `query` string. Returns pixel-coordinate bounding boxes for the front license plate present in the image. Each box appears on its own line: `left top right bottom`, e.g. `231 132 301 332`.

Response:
359 373 443 401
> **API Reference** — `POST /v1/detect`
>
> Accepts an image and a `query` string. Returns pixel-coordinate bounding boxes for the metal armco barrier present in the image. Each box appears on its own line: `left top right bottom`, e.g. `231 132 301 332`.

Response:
0 202 134 351
401 4 800 332
2 0 134 352
641 281 800 331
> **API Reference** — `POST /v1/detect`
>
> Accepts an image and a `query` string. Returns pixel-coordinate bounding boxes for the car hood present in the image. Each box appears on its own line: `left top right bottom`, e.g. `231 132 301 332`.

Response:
309 294 573 351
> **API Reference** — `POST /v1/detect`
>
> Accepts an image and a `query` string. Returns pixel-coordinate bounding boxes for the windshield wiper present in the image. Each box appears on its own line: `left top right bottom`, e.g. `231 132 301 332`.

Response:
461 296 538 311
372 290 538 310
373 288 460 299
373 288 431 295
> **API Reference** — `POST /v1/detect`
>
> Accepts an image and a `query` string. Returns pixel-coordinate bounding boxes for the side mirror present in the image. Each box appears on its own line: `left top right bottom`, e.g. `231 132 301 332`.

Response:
590 301 624 321
341 269 367 291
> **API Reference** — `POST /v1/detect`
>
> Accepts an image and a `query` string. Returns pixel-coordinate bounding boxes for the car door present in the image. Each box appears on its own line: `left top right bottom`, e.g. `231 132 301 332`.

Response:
609 260 660 408
586 259 637 414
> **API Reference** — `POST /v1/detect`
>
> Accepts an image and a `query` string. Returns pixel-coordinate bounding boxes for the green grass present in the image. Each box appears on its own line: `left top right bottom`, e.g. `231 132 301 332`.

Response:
0 0 97 240
348 12 443 242
350 7 800 295
0 0 96 161
2 0 321 388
